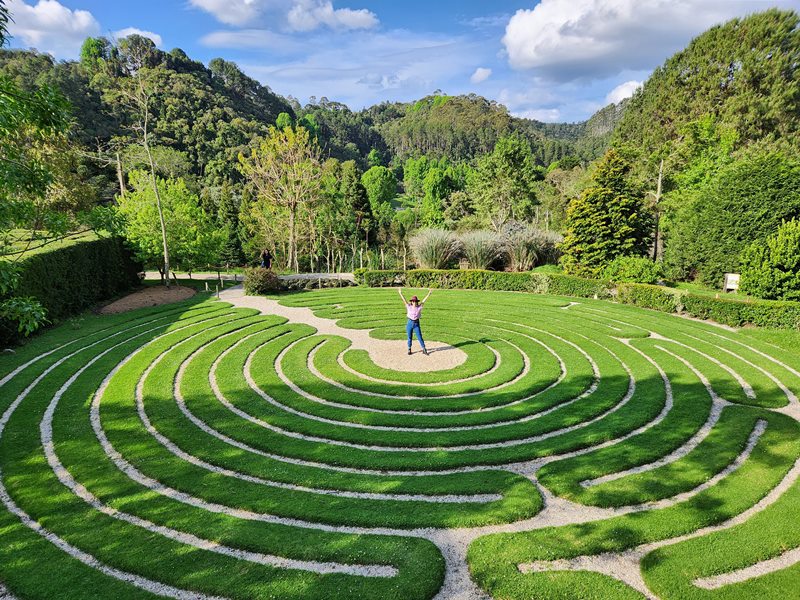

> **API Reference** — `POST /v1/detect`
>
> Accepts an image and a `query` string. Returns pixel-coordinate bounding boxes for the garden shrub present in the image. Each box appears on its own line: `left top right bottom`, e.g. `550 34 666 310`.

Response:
617 283 681 313
604 256 662 284
740 219 800 301
12 236 141 325
682 294 800 329
244 268 282 294
409 229 461 269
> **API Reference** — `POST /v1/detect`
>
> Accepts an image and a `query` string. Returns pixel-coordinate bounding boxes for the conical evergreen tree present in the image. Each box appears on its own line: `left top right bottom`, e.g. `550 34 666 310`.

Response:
561 150 653 276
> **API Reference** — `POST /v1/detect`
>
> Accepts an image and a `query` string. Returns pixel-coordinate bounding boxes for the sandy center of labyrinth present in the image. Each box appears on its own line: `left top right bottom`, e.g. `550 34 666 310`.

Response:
220 286 468 372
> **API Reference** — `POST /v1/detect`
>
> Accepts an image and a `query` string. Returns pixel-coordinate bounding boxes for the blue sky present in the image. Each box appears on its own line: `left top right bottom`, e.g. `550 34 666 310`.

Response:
7 0 800 122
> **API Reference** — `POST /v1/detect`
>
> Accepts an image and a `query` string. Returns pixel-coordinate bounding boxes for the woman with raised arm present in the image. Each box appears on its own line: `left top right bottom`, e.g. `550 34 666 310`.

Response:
398 287 432 356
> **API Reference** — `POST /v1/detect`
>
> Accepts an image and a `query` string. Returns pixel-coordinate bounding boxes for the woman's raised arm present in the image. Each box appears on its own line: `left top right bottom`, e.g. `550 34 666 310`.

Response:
397 287 407 304
421 289 432 304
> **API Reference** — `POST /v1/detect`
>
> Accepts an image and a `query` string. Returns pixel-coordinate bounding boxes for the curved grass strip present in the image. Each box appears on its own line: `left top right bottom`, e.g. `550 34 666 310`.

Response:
468 411 800 599
642 477 800 599
6 315 445 599
103 319 542 528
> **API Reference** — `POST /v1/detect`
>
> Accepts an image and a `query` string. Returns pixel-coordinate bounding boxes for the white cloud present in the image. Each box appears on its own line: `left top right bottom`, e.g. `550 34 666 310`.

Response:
188 0 264 27
240 29 481 109
7 0 99 58
287 0 378 32
502 0 785 80
200 28 305 52
113 27 163 47
605 79 641 104
190 0 378 31
515 108 562 122
470 67 492 84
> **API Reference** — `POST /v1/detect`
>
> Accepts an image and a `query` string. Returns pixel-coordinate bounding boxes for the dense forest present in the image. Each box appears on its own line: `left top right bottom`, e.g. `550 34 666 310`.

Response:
2 4 800 336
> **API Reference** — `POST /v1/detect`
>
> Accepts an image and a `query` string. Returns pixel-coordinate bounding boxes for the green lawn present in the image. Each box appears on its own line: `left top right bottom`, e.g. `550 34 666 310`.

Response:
1 287 799 599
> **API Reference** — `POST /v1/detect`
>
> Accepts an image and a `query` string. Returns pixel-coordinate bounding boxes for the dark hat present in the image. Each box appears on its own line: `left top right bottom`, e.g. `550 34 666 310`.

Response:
410 295 419 302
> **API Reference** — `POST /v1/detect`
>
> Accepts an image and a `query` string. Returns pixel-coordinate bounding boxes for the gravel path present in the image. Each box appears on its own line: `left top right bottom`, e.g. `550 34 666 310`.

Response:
220 286 466 373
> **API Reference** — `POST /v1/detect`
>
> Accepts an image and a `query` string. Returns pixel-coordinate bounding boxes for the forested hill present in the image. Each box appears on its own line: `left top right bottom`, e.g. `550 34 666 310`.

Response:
613 8 800 170
356 94 623 166
0 36 622 194
0 38 295 190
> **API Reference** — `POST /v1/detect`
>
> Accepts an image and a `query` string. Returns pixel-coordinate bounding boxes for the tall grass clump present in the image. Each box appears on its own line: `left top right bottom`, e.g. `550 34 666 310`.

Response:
459 230 501 270
502 225 563 272
410 229 461 269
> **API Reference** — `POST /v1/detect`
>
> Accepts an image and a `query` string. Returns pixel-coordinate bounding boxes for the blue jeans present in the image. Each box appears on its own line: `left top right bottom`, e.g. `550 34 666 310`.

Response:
406 319 425 350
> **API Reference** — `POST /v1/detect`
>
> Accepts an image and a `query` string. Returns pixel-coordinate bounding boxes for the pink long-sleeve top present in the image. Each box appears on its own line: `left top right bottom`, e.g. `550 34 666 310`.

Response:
406 303 423 320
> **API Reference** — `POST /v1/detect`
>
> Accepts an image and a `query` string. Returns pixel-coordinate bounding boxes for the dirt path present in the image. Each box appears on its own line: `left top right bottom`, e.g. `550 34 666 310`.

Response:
99 286 196 315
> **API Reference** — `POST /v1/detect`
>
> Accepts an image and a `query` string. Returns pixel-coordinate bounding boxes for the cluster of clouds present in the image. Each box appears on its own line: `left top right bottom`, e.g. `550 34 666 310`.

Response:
502 0 778 80
189 0 378 32
5 0 792 121
6 0 162 55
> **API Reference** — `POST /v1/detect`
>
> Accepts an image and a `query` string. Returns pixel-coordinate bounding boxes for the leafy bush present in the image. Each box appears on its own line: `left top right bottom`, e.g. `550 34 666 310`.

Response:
616 283 681 313
244 268 282 294
409 229 461 269
740 219 800 301
604 256 662 284
682 294 800 329
459 231 501 270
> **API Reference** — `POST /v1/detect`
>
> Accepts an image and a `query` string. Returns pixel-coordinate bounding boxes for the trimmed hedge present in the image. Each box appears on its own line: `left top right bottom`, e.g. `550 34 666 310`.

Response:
355 269 612 298
682 294 800 329
246 269 356 294
354 269 800 329
13 236 142 323
616 283 681 313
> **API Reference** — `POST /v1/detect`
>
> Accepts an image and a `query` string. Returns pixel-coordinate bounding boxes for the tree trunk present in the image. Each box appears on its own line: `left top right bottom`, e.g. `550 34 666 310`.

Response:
143 112 170 288
288 206 297 274
116 151 126 198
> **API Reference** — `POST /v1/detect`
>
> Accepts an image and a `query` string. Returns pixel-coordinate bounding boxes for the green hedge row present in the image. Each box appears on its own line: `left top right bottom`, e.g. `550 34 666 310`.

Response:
14 236 142 323
681 294 800 329
355 269 800 329
354 269 612 299
616 283 681 313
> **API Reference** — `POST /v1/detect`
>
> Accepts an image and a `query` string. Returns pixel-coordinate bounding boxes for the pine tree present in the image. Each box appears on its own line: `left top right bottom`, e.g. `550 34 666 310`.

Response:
217 180 245 265
560 150 653 277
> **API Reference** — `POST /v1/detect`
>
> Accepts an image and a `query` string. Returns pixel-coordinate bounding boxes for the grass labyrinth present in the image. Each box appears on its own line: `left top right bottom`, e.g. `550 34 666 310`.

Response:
2 287 800 599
